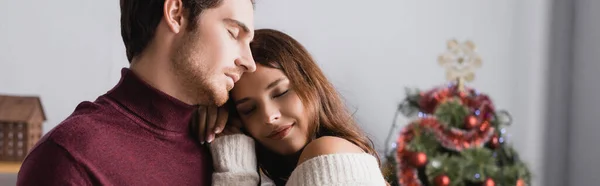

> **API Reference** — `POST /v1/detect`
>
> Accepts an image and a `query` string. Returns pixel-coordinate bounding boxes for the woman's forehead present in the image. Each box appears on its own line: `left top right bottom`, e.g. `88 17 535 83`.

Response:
231 66 288 98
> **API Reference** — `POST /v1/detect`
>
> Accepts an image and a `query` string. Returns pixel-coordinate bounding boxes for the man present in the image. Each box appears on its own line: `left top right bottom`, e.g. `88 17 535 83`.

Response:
17 0 255 185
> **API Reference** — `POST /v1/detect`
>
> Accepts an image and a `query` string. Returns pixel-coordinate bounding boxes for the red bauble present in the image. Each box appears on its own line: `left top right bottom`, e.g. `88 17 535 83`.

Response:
458 91 468 98
433 174 450 186
408 152 428 167
488 135 500 149
465 115 479 129
483 178 495 186
516 179 526 186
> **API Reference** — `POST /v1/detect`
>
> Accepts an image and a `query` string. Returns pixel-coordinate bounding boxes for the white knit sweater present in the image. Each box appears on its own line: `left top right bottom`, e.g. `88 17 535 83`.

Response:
209 134 387 186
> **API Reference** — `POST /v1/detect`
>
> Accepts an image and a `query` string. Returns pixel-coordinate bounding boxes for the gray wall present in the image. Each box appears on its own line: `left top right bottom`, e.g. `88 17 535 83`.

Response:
544 0 600 185
10 1 600 185
569 0 600 184
542 0 574 185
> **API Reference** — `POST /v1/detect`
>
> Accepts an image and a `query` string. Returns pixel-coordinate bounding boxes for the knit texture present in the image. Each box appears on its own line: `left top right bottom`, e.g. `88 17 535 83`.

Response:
17 68 213 186
288 153 386 186
210 134 259 186
210 134 387 186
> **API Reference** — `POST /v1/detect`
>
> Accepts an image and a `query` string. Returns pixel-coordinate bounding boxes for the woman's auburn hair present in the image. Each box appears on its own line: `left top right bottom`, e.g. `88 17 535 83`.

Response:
244 28 384 185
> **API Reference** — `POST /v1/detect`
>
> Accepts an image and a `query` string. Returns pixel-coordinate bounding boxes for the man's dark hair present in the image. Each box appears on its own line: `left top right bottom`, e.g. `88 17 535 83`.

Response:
120 0 224 62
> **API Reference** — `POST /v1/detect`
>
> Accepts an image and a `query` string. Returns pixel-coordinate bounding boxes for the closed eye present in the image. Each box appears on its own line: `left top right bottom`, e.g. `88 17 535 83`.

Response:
239 105 256 115
228 30 238 39
238 90 287 116
274 90 289 98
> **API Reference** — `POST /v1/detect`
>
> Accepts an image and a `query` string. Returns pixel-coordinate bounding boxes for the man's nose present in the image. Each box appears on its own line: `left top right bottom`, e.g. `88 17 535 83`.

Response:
236 45 256 72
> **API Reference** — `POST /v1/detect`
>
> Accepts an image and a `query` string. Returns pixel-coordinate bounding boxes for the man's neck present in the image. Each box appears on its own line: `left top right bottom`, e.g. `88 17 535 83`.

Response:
129 50 195 105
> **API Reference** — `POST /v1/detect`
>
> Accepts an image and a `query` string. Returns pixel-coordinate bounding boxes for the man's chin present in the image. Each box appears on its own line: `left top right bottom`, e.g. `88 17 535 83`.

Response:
212 92 229 106
214 99 227 107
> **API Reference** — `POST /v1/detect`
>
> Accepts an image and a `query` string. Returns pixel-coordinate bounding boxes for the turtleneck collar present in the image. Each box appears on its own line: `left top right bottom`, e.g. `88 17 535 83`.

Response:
106 68 197 133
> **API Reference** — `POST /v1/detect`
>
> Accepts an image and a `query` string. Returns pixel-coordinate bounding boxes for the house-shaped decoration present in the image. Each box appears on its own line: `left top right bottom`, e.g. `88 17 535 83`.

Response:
0 95 45 162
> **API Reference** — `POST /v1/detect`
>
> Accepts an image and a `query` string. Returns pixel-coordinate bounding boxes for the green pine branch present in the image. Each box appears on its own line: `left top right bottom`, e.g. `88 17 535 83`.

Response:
459 147 498 182
388 87 532 186
425 154 466 186
406 125 440 155
383 154 400 186
434 98 470 128
399 88 423 117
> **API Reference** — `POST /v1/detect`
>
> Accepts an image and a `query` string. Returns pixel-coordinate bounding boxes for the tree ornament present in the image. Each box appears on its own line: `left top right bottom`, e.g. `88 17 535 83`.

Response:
408 152 428 167
516 179 526 186
479 121 491 133
382 39 532 186
465 115 479 129
433 174 450 186
438 39 482 88
483 178 495 186
488 135 500 149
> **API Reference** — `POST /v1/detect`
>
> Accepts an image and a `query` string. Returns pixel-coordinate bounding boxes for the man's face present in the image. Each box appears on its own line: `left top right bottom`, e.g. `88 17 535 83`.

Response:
171 0 256 106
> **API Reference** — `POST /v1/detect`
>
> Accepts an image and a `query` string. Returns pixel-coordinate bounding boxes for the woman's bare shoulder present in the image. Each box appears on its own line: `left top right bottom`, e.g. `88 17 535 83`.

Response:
297 136 364 165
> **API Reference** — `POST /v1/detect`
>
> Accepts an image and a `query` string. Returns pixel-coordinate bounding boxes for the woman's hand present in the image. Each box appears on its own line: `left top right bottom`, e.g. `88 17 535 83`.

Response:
195 106 244 144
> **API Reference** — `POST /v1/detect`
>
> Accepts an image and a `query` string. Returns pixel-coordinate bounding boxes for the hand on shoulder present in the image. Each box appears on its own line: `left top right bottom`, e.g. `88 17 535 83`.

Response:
195 105 246 144
297 136 364 165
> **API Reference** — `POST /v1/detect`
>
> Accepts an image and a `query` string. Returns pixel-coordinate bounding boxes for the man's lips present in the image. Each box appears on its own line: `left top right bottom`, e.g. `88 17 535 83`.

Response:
225 73 240 83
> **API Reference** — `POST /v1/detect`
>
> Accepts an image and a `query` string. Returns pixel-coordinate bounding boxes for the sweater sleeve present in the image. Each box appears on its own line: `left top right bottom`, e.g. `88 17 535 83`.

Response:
209 134 276 186
286 153 387 186
17 140 92 186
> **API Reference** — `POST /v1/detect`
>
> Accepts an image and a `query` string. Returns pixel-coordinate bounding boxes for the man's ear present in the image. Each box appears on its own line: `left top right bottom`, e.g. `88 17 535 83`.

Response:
163 0 186 33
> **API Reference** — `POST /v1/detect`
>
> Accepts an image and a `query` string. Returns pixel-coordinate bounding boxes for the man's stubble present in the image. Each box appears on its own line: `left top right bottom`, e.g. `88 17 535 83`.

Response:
170 30 229 106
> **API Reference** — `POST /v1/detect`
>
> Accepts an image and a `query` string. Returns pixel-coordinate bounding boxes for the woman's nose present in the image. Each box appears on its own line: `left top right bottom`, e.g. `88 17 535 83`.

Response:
262 104 281 125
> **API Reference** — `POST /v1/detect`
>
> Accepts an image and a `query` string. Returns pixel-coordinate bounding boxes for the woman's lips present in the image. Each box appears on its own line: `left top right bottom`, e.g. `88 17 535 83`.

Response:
267 124 294 140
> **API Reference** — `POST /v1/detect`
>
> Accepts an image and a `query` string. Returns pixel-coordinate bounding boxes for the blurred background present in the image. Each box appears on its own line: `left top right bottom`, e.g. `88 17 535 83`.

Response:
1 0 598 185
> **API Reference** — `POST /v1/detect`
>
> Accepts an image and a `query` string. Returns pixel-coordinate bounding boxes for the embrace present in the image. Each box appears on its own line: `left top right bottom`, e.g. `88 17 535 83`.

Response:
17 0 388 185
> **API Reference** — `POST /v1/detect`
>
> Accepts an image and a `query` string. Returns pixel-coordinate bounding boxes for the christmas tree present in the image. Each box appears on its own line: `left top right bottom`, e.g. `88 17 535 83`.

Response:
382 40 531 186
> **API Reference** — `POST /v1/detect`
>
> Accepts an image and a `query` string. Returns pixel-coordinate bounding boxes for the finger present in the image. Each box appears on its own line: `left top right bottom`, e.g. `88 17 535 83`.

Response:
206 106 218 143
216 126 237 137
213 107 229 134
197 106 207 144
216 126 232 137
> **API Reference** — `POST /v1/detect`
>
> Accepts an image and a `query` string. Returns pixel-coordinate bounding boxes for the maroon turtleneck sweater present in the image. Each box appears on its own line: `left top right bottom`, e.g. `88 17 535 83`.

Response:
17 68 213 185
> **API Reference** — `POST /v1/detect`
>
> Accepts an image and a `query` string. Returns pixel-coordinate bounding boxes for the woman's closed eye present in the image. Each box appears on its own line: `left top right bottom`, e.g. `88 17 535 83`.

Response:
237 90 289 116
274 89 289 98
238 105 255 115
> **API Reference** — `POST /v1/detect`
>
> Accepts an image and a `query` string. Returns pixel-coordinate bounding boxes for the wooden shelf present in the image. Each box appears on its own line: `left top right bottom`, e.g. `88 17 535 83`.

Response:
0 162 21 173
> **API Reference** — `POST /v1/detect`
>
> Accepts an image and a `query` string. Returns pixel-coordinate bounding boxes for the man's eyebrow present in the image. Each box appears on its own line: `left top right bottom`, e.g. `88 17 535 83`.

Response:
224 18 250 33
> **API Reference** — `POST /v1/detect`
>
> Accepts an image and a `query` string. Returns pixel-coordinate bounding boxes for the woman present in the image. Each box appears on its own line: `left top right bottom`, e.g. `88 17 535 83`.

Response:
207 29 387 186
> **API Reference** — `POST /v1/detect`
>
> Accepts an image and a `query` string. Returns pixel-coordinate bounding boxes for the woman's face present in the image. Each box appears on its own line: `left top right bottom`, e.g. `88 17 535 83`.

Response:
230 64 312 155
